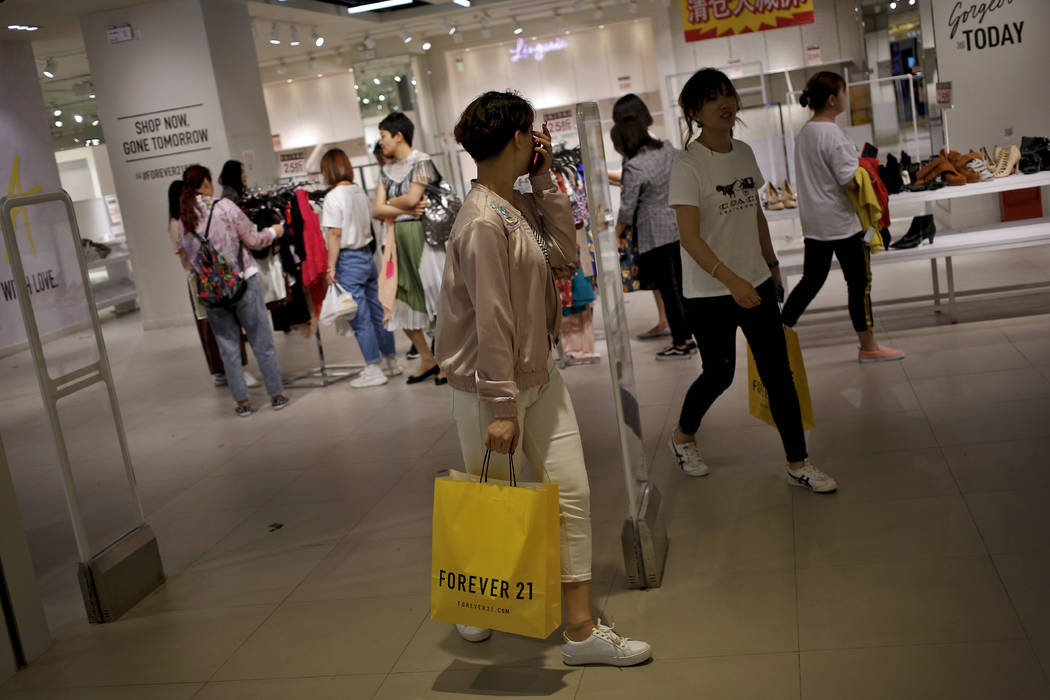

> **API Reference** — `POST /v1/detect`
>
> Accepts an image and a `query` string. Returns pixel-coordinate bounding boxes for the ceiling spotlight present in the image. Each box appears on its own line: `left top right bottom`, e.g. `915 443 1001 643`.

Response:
511 17 523 34
411 79 417 86
379 95 386 101
401 29 412 44
53 108 62 116
364 35 376 50
269 23 280 45
347 0 413 14
312 28 324 47
453 0 471 6
74 114 83 123
54 120 63 127
276 59 287 75
91 117 99 126
908 0 915 4
889 1 896 7
289 26 301 46
363 98 371 104
448 23 457 36
422 41 432 51
373 77 381 84
74 138 80 144
42 58 56 79
394 75 402 82
89 93 96 99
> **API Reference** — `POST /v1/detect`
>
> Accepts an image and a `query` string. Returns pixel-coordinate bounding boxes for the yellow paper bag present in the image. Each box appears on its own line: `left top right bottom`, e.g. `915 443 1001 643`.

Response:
431 471 561 639
747 326 815 431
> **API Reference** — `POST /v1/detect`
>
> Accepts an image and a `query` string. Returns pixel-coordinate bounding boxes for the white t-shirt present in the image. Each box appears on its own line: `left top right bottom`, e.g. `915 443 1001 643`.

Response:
795 121 861 241
668 139 770 298
321 183 373 250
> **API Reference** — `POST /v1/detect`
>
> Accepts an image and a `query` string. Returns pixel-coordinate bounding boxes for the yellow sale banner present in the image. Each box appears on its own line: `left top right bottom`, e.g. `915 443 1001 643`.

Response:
682 0 815 43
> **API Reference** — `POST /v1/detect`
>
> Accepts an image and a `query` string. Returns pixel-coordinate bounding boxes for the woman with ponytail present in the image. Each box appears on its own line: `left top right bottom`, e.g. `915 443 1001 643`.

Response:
178 164 290 417
781 71 904 362
666 68 837 493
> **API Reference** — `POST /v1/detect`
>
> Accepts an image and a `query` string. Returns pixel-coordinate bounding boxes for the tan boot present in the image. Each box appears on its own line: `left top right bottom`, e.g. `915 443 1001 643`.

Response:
781 180 798 208
764 182 784 210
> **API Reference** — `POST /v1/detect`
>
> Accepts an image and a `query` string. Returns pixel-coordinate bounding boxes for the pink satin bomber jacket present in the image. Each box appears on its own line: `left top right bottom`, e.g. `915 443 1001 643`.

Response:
435 172 578 418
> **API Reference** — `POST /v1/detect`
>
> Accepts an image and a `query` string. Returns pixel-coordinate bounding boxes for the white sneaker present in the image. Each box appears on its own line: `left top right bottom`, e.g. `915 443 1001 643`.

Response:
381 355 402 377
669 436 709 477
243 371 261 388
562 620 651 667
350 363 389 389
787 459 838 493
455 624 491 643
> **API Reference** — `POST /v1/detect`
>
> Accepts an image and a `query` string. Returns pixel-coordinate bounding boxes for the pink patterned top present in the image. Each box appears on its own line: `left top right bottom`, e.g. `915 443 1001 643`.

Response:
178 195 277 278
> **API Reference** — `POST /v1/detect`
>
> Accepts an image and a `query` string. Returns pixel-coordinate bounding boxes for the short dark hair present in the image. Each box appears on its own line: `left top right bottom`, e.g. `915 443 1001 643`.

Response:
613 94 653 127
379 112 414 147
320 148 354 186
610 118 660 160
800 71 846 111
678 68 742 144
218 160 244 198
167 179 184 221
454 91 535 163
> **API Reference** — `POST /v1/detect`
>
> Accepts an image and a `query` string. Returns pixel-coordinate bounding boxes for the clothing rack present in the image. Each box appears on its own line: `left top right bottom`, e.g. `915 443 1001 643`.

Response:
281 325 363 388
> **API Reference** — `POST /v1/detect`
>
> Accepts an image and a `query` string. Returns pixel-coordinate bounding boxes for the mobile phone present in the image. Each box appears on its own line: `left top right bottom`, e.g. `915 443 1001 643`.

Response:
776 286 785 304
530 121 548 173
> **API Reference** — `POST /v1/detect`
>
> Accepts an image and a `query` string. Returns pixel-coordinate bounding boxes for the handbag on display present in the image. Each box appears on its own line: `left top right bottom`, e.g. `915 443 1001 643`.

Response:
430 452 561 639
746 327 816 431
421 179 462 247
255 248 287 305
318 282 357 326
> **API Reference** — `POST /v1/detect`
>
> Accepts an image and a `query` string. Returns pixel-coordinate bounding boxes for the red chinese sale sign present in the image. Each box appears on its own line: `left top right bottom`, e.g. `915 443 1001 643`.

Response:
682 0 815 43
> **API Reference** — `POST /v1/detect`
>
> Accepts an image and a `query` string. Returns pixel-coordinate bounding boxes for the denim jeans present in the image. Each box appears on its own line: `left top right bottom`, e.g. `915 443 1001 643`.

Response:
335 247 396 365
204 276 283 402
679 279 807 463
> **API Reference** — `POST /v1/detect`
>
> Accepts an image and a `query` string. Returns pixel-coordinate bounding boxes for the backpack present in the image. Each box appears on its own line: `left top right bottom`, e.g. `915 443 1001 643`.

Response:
189 198 247 309
421 177 462 247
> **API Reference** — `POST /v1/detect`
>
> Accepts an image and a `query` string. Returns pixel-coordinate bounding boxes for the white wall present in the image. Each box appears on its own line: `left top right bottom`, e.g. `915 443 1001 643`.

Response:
264 71 364 151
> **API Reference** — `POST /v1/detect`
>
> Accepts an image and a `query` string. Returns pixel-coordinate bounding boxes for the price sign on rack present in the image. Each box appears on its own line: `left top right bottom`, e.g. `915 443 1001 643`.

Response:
279 151 306 178
936 82 953 108
541 110 574 135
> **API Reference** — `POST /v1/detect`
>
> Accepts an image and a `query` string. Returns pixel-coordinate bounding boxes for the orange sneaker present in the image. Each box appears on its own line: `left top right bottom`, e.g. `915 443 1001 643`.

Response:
858 345 906 363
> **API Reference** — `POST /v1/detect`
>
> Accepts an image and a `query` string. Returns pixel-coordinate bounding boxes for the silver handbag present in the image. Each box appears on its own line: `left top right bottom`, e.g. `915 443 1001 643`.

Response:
421 181 462 247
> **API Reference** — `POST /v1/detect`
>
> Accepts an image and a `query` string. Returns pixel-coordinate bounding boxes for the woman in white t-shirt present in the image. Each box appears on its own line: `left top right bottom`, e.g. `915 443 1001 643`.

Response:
780 72 904 362
321 148 400 388
666 68 836 494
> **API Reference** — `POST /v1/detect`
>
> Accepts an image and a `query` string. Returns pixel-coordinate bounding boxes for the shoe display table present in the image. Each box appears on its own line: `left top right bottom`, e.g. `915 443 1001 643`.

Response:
777 171 1050 322
86 241 138 314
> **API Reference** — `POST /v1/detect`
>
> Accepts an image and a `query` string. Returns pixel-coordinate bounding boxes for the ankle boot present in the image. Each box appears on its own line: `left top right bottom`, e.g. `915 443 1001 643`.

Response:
883 154 904 194
891 215 935 250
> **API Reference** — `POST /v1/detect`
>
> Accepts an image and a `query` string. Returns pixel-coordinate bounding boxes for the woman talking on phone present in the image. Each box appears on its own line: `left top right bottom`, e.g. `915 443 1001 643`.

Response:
667 69 837 494
436 91 651 666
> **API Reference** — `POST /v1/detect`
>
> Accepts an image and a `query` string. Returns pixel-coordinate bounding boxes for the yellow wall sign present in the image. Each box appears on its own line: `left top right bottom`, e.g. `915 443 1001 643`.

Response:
682 0 815 43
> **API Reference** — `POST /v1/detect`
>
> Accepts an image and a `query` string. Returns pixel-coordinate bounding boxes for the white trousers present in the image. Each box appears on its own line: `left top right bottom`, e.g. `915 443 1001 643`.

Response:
451 356 592 582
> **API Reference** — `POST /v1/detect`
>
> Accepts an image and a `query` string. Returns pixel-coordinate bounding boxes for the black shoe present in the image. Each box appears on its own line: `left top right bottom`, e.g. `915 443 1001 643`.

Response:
879 227 892 248
235 403 253 418
656 345 695 361
407 364 440 384
434 376 448 386
892 215 935 250
406 344 420 360
881 155 904 194
861 142 879 159
900 151 913 170
271 395 290 411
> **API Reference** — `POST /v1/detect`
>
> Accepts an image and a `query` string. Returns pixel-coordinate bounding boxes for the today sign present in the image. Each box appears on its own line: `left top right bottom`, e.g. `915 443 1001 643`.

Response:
509 37 568 63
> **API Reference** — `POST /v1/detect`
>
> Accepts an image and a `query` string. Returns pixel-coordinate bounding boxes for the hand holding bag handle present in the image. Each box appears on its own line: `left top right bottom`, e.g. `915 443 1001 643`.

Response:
481 449 517 487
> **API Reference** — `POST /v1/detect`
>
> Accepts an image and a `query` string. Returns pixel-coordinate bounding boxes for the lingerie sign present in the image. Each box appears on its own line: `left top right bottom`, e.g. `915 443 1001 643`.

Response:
681 0 815 43
509 37 568 62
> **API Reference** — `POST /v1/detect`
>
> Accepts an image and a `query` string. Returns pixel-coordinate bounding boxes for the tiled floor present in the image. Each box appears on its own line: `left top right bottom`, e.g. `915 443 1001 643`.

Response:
1 264 1049 698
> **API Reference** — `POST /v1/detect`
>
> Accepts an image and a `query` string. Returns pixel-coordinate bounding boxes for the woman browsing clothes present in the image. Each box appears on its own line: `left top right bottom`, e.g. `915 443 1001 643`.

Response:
780 72 904 362
178 165 290 417
436 90 651 666
667 69 837 493
372 112 447 385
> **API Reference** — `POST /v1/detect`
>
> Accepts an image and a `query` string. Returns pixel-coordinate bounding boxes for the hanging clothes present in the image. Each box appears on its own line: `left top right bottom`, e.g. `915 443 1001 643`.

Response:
297 189 328 319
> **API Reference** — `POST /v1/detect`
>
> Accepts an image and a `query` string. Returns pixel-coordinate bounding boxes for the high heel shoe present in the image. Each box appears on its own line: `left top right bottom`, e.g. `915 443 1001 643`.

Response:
891 215 936 250
992 145 1021 177
764 182 784 210
980 147 995 169
781 180 798 208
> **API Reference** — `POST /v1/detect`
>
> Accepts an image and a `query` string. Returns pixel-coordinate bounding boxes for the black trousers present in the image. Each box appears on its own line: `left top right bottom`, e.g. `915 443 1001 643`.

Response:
679 279 807 463
638 242 690 347
781 232 873 333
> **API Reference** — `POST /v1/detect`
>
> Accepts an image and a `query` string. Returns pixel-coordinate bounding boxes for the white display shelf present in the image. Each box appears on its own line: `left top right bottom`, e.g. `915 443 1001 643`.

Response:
91 278 138 311
890 170 1050 206
86 251 130 270
84 241 137 313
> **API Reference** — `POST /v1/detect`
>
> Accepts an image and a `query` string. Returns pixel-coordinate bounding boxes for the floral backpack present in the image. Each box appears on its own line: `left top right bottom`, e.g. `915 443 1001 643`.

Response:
188 199 247 309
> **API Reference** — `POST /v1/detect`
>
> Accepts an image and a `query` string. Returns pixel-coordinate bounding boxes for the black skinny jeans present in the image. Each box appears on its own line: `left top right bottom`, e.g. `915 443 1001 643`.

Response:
638 242 690 347
679 279 807 463
781 232 873 333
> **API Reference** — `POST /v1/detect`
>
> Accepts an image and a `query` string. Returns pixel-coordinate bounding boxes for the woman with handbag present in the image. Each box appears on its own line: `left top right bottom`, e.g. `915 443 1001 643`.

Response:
178 165 290 418
320 148 401 388
436 90 651 666
667 69 837 493
611 119 693 361
373 112 447 385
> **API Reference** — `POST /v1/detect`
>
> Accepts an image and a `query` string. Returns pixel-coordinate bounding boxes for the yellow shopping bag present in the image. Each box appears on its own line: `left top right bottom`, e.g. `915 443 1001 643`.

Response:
747 326 816 431
431 454 561 639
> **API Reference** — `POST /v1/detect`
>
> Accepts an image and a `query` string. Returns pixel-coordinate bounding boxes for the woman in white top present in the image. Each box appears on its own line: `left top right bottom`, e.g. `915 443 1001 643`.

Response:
666 68 837 494
780 72 904 362
321 148 400 388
